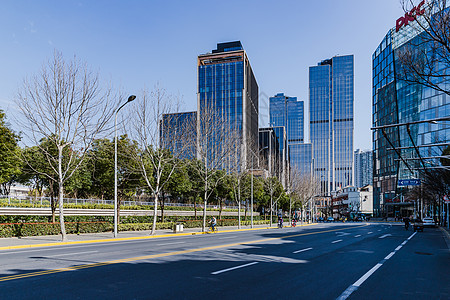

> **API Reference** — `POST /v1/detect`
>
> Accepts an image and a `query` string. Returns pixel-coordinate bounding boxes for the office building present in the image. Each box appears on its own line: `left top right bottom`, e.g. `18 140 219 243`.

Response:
160 111 197 159
197 41 258 171
372 8 450 217
354 149 373 188
259 127 288 186
309 55 354 195
269 93 311 177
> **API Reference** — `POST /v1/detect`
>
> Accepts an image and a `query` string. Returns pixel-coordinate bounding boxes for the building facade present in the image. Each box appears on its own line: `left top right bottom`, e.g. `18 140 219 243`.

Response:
259 127 288 186
372 15 450 216
160 111 197 159
354 149 373 188
309 55 354 195
269 93 311 177
197 41 258 171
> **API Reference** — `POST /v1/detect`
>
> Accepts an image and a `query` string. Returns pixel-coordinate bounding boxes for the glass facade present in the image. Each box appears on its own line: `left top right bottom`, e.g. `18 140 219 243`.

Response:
373 25 450 216
289 143 313 177
197 41 258 171
160 112 197 160
309 55 354 195
269 93 310 177
259 127 288 186
354 149 373 188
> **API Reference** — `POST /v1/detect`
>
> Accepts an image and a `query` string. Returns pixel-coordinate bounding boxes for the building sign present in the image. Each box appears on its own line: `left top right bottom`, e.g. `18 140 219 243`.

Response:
396 0 426 32
398 179 421 186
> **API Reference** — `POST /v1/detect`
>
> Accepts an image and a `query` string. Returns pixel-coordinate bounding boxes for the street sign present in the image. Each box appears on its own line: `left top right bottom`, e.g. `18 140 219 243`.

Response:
398 179 421 186
444 195 450 204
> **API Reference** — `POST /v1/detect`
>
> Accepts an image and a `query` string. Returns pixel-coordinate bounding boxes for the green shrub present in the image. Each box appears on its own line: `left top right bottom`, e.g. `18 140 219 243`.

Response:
0 222 112 238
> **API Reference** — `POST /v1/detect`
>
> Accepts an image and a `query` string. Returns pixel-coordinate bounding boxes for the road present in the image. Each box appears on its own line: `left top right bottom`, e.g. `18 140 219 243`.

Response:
0 223 448 299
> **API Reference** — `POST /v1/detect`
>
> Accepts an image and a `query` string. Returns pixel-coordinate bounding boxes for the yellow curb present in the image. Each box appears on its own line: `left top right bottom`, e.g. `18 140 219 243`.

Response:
0 223 318 251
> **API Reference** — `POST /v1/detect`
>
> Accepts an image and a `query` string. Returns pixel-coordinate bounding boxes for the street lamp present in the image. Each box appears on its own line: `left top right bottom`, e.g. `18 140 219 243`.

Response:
114 95 136 238
250 146 268 228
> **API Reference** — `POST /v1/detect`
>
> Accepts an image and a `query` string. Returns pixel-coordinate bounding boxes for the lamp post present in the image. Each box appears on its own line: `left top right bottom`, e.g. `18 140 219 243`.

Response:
250 146 268 228
114 95 136 238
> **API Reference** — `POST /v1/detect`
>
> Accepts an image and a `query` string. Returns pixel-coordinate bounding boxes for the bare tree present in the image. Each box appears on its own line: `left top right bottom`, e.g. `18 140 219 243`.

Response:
193 104 240 231
127 86 189 235
397 0 450 95
289 168 321 224
15 52 116 241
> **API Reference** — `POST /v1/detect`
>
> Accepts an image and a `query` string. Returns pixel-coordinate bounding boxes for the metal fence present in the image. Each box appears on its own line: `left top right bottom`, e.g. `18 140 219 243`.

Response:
0 195 239 210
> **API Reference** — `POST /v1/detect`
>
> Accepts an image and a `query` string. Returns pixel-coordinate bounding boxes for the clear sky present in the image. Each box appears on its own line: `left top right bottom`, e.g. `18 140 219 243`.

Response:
0 0 406 150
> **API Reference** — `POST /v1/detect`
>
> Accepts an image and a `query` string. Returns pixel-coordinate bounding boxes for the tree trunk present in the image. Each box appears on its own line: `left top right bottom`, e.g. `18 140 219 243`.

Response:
202 189 207 232
194 196 197 218
238 201 241 229
161 193 165 223
58 147 67 241
270 194 273 227
49 181 56 223
219 198 223 220
151 193 159 235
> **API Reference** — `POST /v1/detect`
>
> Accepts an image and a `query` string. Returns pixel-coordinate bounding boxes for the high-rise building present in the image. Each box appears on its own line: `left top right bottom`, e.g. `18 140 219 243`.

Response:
259 126 288 186
309 55 354 195
269 93 311 177
197 41 258 170
354 149 373 188
372 9 450 217
160 111 197 159
270 93 304 144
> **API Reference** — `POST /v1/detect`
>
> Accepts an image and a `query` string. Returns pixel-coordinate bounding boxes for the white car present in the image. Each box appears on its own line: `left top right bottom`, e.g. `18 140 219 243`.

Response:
422 217 436 227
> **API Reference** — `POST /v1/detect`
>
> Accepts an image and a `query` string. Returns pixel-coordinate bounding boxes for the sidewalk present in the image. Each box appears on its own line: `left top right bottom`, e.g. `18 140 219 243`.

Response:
0 223 299 250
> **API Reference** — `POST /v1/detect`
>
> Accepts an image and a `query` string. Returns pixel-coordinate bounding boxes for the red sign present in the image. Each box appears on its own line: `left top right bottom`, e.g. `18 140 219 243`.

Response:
396 0 426 32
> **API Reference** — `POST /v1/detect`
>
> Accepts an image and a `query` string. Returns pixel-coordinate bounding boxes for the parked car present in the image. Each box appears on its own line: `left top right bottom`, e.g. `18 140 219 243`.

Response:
423 217 436 227
327 217 335 222
412 219 424 232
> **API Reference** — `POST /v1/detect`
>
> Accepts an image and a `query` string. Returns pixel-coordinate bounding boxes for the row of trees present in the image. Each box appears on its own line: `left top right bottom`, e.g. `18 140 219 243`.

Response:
0 52 319 240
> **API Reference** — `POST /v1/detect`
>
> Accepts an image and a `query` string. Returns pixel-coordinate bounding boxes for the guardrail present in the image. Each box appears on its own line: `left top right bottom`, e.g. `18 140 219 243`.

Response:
0 195 240 210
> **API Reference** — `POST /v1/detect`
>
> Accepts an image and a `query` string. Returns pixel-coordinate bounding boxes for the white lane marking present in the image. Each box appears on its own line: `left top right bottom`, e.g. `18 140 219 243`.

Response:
384 252 395 260
332 239 343 244
354 263 383 287
401 241 407 246
354 235 361 238
377 230 381 232
0 244 104 255
379 234 392 239
52 250 98 257
337 232 417 300
212 262 259 275
395 246 402 251
156 241 186 246
367 232 373 234
293 247 313 254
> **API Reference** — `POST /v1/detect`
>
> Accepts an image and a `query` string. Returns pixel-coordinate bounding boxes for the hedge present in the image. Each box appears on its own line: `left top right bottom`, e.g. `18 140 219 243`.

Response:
0 222 112 238
0 200 239 212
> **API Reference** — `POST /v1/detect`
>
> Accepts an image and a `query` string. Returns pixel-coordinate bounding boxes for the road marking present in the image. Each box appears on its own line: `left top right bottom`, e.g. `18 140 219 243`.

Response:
379 234 392 239
367 232 373 234
211 262 258 275
0 224 369 283
395 246 402 251
354 235 361 238
384 252 395 260
52 251 98 257
332 240 343 244
337 232 417 300
377 230 381 231
293 247 313 254
156 242 186 246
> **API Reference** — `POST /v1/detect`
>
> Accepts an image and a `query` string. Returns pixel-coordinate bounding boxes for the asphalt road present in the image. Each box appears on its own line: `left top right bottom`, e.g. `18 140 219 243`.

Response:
0 223 448 299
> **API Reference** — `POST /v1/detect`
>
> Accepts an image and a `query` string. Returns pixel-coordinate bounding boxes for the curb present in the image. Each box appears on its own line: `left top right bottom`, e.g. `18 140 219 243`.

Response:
0 223 318 251
439 227 450 251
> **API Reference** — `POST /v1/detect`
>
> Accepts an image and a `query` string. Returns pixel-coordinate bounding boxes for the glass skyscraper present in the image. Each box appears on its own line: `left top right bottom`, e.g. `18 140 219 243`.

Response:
309 55 354 195
269 93 304 143
160 111 197 160
269 93 311 177
197 41 258 171
354 149 373 188
372 22 450 216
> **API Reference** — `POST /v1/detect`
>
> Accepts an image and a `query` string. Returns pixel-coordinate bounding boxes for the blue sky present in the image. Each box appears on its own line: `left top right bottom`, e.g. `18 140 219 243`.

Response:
0 0 406 150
